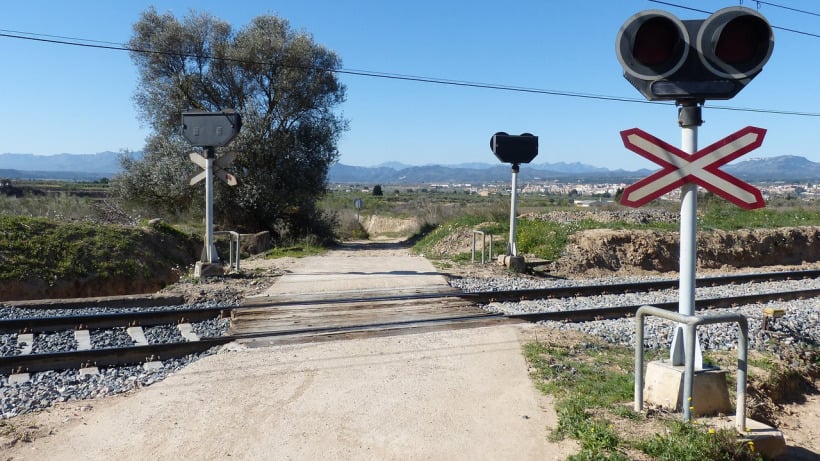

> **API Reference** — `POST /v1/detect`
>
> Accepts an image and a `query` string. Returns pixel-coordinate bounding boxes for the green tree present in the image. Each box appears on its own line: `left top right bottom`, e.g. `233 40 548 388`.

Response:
115 8 348 238
372 185 383 196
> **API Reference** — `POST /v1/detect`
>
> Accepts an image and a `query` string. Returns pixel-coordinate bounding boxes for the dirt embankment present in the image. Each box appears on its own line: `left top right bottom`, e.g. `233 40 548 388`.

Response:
553 226 820 275
0 226 200 302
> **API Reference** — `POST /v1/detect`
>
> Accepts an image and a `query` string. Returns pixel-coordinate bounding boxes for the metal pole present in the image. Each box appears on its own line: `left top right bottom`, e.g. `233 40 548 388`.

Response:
671 101 703 368
634 311 646 412
736 317 749 432
204 147 217 263
508 164 520 256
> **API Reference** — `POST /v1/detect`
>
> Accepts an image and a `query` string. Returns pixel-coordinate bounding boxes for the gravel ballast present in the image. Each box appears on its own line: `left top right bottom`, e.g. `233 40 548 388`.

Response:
0 302 231 418
450 274 820 359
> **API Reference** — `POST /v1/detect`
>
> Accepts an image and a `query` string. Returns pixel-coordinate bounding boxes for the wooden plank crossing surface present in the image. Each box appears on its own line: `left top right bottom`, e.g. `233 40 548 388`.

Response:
229 244 504 343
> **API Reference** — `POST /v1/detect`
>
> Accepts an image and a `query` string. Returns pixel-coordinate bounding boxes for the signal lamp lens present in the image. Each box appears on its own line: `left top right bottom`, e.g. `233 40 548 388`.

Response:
715 15 769 65
633 17 683 66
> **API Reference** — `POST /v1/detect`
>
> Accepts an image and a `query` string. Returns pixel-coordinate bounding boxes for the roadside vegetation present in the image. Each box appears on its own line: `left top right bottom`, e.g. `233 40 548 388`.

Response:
524 334 765 460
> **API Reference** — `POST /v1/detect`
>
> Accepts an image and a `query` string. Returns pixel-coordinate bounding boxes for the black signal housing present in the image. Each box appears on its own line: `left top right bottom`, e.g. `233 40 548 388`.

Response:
616 7 773 101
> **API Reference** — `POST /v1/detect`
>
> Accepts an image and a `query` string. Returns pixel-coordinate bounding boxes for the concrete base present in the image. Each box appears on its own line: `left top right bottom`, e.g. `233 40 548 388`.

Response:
703 415 786 460
643 360 732 416
195 261 224 278
497 255 527 273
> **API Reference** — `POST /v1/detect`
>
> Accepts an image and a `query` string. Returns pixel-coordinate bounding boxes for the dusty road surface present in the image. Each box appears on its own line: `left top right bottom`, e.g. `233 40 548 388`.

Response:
3 242 577 460
3 326 575 460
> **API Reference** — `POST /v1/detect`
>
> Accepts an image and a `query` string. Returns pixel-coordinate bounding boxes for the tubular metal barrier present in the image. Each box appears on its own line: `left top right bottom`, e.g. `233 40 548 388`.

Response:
634 305 748 432
471 231 493 264
214 231 241 271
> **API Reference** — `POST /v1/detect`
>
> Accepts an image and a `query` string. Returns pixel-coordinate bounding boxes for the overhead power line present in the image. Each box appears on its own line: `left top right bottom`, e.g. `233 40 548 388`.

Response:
756 1 820 18
1 28 819 117
648 0 820 39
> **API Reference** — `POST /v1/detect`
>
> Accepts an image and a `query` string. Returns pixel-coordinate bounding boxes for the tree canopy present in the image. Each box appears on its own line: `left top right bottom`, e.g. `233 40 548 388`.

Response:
115 7 347 237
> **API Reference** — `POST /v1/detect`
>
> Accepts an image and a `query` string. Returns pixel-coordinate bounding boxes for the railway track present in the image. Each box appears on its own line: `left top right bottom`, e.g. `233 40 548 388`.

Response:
2 269 819 376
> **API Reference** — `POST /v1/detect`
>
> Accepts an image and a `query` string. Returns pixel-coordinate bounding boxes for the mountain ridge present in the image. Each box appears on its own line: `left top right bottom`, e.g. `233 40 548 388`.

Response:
2 152 820 183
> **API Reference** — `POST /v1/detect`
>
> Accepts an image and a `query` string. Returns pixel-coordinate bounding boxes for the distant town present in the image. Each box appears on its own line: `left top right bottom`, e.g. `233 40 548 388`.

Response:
330 179 819 204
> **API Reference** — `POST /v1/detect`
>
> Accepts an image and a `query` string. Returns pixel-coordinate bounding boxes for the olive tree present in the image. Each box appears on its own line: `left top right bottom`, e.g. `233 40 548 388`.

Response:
115 7 347 238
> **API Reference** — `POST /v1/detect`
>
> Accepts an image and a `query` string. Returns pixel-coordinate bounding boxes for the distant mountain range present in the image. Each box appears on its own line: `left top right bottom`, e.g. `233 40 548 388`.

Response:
0 152 125 181
330 155 820 184
2 151 820 183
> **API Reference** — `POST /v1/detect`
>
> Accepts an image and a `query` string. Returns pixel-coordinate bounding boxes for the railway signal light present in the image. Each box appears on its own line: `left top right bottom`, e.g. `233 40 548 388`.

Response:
615 7 774 101
490 132 539 165
182 109 243 148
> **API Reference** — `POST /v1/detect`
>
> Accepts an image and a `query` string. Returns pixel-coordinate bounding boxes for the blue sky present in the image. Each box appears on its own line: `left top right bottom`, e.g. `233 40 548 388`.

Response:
1 0 820 170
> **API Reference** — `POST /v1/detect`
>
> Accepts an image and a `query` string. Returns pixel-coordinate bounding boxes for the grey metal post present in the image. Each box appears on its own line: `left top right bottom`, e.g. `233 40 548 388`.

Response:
204 147 217 263
634 312 645 413
508 164 519 256
683 323 696 421
736 316 749 431
671 102 703 368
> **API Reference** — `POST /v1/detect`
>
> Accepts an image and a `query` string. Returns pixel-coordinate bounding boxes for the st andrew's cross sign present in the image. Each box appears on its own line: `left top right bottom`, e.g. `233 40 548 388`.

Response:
619 126 766 210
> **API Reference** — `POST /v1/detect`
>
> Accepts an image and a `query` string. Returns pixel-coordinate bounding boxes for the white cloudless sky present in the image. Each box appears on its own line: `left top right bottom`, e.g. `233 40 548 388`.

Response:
1 0 820 170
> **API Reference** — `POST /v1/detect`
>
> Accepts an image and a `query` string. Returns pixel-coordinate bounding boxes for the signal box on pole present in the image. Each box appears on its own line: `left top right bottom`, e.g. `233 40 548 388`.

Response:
491 132 539 165
615 7 774 101
182 109 243 148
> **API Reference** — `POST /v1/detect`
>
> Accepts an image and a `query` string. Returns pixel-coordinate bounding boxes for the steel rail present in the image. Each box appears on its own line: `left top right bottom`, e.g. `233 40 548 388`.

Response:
0 337 235 375
506 287 820 323
239 268 820 308
0 314 508 375
0 306 228 334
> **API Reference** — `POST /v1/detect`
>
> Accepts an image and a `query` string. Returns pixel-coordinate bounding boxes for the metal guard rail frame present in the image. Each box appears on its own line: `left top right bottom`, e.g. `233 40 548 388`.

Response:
634 305 749 432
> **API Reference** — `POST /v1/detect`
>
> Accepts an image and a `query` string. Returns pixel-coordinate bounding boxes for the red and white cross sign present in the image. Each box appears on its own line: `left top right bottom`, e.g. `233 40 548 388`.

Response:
619 126 766 210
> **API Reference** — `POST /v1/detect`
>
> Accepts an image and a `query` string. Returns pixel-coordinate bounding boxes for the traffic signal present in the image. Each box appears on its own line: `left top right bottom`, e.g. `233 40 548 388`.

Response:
491 132 538 164
182 109 243 147
615 7 774 101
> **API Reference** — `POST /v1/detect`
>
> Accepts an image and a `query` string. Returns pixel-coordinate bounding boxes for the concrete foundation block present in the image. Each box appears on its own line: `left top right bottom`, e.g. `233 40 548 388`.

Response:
496 255 527 273
704 415 786 460
195 261 224 278
643 360 732 416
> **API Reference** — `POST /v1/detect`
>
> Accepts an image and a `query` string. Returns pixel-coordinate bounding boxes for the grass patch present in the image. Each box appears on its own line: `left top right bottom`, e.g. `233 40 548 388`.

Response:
263 244 326 258
1 215 151 280
524 332 764 460
700 203 820 230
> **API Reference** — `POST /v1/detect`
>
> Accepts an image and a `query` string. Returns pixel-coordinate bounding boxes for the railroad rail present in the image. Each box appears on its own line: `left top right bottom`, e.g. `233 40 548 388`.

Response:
2 268 819 376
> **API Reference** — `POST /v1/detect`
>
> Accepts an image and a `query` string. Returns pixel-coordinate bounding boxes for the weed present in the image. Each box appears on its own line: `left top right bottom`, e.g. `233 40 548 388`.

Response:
525 336 767 460
263 244 326 259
